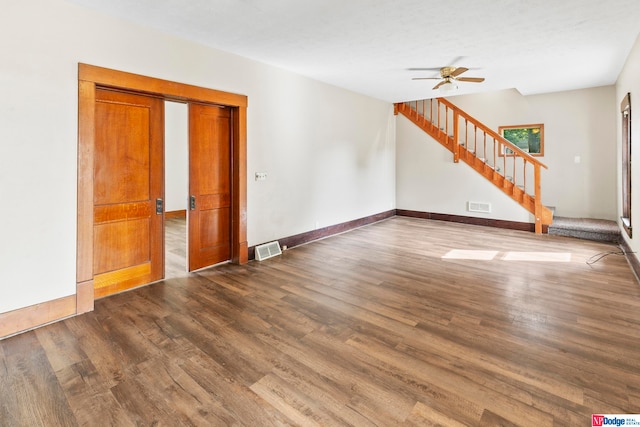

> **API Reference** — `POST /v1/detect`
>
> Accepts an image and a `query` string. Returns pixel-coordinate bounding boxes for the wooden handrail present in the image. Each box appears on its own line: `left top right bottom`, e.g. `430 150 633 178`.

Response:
438 98 548 170
395 98 552 233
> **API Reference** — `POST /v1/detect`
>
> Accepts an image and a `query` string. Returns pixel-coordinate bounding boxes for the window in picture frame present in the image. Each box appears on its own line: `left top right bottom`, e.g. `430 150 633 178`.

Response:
499 123 544 156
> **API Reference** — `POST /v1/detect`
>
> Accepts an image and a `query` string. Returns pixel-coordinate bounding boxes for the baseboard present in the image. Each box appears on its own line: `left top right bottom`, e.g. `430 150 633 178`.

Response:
248 210 396 260
396 209 540 232
165 209 187 219
76 280 94 314
620 238 640 284
0 295 77 340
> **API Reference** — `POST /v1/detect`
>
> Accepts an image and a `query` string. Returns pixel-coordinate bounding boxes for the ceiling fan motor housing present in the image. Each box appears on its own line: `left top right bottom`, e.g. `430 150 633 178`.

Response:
440 66 457 78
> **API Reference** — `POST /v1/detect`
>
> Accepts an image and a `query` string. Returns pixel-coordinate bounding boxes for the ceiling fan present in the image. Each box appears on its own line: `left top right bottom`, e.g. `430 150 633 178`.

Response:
412 66 485 91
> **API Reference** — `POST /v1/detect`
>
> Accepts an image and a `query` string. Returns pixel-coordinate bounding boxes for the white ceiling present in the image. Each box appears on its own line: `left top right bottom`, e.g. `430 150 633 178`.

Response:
67 0 640 102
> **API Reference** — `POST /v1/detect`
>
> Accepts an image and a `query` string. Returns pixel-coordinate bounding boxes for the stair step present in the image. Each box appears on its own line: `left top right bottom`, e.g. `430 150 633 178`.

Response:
548 216 620 242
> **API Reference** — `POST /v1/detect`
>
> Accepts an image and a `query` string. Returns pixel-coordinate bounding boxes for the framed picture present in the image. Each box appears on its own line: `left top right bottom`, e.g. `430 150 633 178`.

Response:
499 123 544 156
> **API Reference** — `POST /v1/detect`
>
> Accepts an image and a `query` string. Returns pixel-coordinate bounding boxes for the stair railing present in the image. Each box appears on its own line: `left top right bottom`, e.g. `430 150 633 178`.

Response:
395 98 549 233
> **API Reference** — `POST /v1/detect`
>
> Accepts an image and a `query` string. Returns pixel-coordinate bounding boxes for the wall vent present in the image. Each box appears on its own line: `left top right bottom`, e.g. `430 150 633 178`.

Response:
255 241 282 261
468 201 491 213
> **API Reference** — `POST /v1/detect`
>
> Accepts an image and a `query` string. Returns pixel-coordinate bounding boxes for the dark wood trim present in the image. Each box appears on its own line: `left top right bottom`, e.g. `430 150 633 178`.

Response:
0 295 76 340
620 238 640 284
248 210 396 260
396 209 544 233
165 210 187 219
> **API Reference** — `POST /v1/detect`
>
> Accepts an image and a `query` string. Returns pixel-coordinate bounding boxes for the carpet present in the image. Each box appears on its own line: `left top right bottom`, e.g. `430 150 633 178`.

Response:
547 216 621 243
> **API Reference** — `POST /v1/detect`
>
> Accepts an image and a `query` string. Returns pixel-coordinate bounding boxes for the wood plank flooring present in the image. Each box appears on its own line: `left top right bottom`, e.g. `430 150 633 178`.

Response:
2 217 640 426
164 217 188 279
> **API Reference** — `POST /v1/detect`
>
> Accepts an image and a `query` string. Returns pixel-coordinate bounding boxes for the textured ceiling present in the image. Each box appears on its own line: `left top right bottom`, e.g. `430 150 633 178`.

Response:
66 0 640 102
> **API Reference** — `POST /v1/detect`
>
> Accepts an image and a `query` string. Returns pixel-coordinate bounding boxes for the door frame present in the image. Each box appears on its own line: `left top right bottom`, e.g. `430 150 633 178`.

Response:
77 63 248 313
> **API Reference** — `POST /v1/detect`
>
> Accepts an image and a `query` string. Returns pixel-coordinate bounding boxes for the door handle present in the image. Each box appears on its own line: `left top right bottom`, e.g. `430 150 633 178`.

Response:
155 198 163 215
190 195 196 210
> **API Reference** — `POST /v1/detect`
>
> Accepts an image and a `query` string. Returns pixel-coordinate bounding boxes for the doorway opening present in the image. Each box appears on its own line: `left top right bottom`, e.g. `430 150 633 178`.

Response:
164 100 189 278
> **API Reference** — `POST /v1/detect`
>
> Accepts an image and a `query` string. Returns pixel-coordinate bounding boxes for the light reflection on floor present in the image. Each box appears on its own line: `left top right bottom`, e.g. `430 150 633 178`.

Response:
502 252 571 262
442 249 571 262
441 250 499 260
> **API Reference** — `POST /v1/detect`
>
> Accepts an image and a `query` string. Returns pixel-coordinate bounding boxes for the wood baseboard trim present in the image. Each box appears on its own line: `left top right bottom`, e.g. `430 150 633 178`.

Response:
76 280 94 314
620 238 640 284
165 210 187 219
0 295 77 340
396 209 542 233
248 210 396 260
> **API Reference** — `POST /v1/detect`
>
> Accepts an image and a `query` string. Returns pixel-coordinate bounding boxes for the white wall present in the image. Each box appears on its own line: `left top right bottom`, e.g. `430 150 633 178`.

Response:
396 86 617 221
164 102 189 213
616 34 640 254
0 0 395 314
249 72 396 242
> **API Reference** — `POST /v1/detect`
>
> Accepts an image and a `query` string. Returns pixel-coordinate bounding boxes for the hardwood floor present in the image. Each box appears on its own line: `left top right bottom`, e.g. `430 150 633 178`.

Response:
2 217 640 426
165 217 188 279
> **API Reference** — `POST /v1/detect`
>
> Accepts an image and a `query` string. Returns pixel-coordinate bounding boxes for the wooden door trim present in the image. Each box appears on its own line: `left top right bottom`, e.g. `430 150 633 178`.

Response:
78 64 248 107
232 106 248 264
77 78 96 313
77 63 248 309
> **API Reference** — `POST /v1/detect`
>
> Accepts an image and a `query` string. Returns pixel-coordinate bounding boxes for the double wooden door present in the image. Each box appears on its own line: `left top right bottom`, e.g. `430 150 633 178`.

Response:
93 89 231 298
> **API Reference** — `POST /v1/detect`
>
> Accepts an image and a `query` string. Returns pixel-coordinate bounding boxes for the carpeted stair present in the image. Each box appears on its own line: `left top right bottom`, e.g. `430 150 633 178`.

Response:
547 216 621 243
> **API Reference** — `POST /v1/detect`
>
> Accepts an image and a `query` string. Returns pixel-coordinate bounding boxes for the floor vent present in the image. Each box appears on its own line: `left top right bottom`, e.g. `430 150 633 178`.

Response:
468 201 491 213
255 241 282 261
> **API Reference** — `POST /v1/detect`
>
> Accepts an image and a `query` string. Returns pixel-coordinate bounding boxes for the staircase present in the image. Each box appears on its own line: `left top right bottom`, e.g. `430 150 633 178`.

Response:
395 98 553 233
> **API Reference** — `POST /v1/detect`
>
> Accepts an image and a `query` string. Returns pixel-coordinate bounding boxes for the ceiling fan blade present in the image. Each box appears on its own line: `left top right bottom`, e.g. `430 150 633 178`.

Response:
457 77 485 83
450 67 469 77
407 67 442 71
432 80 446 90
412 77 441 80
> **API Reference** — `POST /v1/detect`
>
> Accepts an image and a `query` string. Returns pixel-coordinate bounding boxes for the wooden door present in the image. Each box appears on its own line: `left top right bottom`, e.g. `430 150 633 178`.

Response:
188 104 232 271
93 89 164 298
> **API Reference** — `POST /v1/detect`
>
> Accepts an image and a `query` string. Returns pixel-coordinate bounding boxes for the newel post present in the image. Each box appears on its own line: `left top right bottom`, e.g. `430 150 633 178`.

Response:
534 165 542 234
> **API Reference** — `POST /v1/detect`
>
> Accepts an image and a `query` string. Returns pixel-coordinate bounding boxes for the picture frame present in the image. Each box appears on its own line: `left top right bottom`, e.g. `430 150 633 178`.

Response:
498 123 544 156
